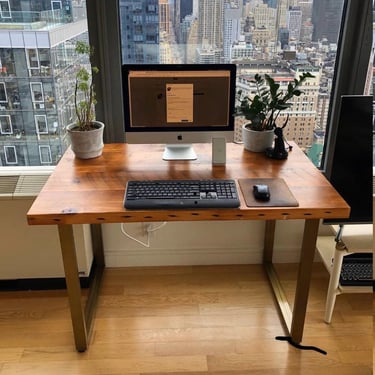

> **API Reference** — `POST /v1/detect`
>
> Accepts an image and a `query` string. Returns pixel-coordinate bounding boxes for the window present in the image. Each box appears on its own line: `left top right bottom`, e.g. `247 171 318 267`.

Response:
35 115 48 135
0 1 88 167
30 82 44 109
0 115 12 134
51 1 62 10
4 145 17 164
0 0 10 19
26 49 40 70
39 145 52 164
0 82 6 103
111 0 371 169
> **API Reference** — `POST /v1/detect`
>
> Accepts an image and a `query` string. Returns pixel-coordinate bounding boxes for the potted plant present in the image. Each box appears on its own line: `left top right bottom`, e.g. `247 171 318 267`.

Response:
67 41 104 159
235 72 314 153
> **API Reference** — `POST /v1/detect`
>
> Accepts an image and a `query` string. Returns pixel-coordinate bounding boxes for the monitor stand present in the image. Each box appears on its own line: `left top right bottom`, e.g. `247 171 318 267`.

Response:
162 144 197 160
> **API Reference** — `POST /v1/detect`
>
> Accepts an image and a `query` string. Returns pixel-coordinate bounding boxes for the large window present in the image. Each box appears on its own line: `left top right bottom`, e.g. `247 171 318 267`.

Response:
111 0 372 168
0 1 88 167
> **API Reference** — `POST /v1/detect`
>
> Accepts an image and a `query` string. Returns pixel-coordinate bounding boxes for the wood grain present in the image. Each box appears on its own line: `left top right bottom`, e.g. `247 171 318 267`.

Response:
27 143 350 225
0 264 372 374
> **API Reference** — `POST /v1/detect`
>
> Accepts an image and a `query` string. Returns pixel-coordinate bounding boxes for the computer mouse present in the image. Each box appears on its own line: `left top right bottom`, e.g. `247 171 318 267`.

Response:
253 184 270 201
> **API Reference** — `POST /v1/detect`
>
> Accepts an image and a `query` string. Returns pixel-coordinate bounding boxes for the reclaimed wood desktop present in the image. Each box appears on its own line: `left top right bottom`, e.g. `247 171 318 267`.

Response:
27 143 349 352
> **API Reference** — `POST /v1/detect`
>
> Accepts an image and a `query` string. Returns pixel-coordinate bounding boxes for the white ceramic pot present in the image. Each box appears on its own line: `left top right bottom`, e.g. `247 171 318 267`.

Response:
242 124 274 152
67 121 104 159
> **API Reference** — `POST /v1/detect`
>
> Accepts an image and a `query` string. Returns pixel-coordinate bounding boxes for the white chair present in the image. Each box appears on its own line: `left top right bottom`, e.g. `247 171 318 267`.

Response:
316 224 373 323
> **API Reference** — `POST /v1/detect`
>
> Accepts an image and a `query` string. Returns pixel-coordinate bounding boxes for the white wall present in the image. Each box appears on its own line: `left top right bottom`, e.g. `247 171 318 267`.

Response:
0 198 93 279
102 219 307 267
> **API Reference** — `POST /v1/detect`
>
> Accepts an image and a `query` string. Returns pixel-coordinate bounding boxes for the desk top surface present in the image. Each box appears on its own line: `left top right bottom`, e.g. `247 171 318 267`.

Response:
27 143 350 225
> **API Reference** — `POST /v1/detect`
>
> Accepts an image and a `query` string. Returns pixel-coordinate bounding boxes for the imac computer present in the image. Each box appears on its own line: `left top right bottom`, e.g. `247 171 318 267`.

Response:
122 64 236 160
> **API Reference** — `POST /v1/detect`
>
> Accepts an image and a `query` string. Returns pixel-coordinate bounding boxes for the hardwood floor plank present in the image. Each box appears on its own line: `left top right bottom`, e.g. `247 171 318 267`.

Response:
0 263 372 375
1 356 208 375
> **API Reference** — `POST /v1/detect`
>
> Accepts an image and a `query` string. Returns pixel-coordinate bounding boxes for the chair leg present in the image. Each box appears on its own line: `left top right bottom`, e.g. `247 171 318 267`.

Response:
324 242 346 323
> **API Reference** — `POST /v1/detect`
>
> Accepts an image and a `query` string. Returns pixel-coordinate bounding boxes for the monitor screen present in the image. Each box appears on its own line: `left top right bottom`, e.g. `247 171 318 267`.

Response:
122 64 236 160
324 95 373 224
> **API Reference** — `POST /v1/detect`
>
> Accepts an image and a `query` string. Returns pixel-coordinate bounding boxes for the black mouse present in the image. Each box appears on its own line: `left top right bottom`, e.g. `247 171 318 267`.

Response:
253 184 270 201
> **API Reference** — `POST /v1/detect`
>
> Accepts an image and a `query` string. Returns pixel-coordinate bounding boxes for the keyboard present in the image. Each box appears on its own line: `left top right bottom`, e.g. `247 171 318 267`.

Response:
340 253 373 286
124 179 240 209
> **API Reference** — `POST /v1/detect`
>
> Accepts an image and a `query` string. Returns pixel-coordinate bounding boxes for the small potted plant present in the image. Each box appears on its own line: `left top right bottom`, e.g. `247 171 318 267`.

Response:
67 41 104 159
235 72 314 153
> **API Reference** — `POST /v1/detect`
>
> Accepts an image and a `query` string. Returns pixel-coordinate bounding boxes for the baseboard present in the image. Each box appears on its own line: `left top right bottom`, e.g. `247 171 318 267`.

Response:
0 261 96 291
104 246 304 267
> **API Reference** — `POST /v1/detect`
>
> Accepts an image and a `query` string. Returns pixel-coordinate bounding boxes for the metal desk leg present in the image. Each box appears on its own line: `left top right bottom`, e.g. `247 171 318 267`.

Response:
263 218 320 344
290 218 320 343
58 224 88 351
58 224 105 352
263 220 293 331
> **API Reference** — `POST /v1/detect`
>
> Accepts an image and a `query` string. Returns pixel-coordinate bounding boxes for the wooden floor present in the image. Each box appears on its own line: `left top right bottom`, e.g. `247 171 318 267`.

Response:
0 263 372 375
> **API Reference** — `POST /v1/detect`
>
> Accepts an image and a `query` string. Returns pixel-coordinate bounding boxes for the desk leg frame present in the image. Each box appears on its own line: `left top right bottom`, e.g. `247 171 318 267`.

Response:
58 224 105 352
263 219 320 343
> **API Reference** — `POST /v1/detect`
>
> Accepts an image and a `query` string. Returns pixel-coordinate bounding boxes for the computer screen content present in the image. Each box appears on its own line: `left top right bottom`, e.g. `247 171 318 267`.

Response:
122 64 236 160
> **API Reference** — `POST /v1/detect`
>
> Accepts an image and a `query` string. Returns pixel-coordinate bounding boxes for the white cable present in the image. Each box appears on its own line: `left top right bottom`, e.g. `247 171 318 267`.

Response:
120 222 167 248
147 222 167 232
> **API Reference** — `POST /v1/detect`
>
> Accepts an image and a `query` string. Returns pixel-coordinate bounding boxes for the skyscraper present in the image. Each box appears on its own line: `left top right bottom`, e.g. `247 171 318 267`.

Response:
312 0 345 43
119 0 159 64
196 0 224 63
197 0 224 49
223 3 242 62
0 0 88 166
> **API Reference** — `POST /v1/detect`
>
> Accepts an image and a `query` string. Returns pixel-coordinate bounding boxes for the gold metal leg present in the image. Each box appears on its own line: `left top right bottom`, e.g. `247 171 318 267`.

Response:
263 219 320 344
58 224 105 352
290 218 320 343
263 220 293 331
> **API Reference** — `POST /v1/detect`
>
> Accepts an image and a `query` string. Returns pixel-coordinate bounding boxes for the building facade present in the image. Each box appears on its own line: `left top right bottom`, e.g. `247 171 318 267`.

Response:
0 0 88 166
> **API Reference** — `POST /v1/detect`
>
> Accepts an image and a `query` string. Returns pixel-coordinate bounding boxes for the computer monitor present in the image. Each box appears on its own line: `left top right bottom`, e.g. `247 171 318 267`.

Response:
122 64 236 160
323 95 373 224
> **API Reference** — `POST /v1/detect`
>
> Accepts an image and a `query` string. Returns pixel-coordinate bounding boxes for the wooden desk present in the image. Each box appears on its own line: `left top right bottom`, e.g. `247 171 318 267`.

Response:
27 143 349 351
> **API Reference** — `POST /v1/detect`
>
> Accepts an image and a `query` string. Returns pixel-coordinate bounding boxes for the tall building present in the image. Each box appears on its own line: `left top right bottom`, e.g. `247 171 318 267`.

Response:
119 0 159 64
173 0 193 43
223 3 242 63
312 0 345 43
0 0 88 166
197 0 224 50
287 6 302 41
159 0 170 34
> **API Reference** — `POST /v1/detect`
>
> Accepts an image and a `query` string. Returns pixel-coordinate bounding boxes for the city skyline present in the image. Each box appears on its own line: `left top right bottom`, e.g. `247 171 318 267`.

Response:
0 0 352 166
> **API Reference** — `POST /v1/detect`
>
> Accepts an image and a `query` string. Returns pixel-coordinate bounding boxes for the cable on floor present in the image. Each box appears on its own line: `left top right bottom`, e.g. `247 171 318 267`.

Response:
275 336 327 355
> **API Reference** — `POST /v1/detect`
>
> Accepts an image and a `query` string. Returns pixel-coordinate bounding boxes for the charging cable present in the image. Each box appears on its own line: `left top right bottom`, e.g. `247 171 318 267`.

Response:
120 222 167 248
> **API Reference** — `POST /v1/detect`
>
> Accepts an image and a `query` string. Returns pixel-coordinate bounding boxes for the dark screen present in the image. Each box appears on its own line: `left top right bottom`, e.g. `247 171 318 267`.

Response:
324 95 373 224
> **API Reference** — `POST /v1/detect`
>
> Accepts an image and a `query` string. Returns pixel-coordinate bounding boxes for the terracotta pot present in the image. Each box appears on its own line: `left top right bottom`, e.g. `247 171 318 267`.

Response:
67 121 104 159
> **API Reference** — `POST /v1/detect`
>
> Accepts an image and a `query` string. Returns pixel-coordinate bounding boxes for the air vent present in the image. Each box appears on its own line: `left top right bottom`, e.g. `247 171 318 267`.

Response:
0 175 49 199
14 175 49 198
0 176 19 197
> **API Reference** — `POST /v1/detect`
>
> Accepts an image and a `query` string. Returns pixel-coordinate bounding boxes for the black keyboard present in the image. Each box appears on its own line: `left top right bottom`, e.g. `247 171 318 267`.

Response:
124 179 240 209
340 253 373 286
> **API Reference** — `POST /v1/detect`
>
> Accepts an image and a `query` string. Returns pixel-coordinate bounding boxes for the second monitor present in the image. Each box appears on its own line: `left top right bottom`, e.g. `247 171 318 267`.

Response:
122 64 237 160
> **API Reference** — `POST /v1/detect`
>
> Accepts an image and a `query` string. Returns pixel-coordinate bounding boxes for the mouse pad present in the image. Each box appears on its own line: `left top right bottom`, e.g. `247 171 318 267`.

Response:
238 178 299 207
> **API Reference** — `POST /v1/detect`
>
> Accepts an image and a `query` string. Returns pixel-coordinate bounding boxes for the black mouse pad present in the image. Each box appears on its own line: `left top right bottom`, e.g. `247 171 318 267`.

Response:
238 178 299 207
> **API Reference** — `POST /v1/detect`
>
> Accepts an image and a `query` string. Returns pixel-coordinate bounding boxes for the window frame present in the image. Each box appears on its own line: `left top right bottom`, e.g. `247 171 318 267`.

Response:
39 145 52 164
0 82 7 103
0 114 12 134
26 48 40 71
87 0 371 172
35 114 49 135
0 0 11 19
4 145 17 164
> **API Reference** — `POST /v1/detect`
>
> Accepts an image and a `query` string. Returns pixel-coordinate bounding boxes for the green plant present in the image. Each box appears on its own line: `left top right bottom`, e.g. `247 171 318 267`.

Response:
235 72 315 131
74 41 99 131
